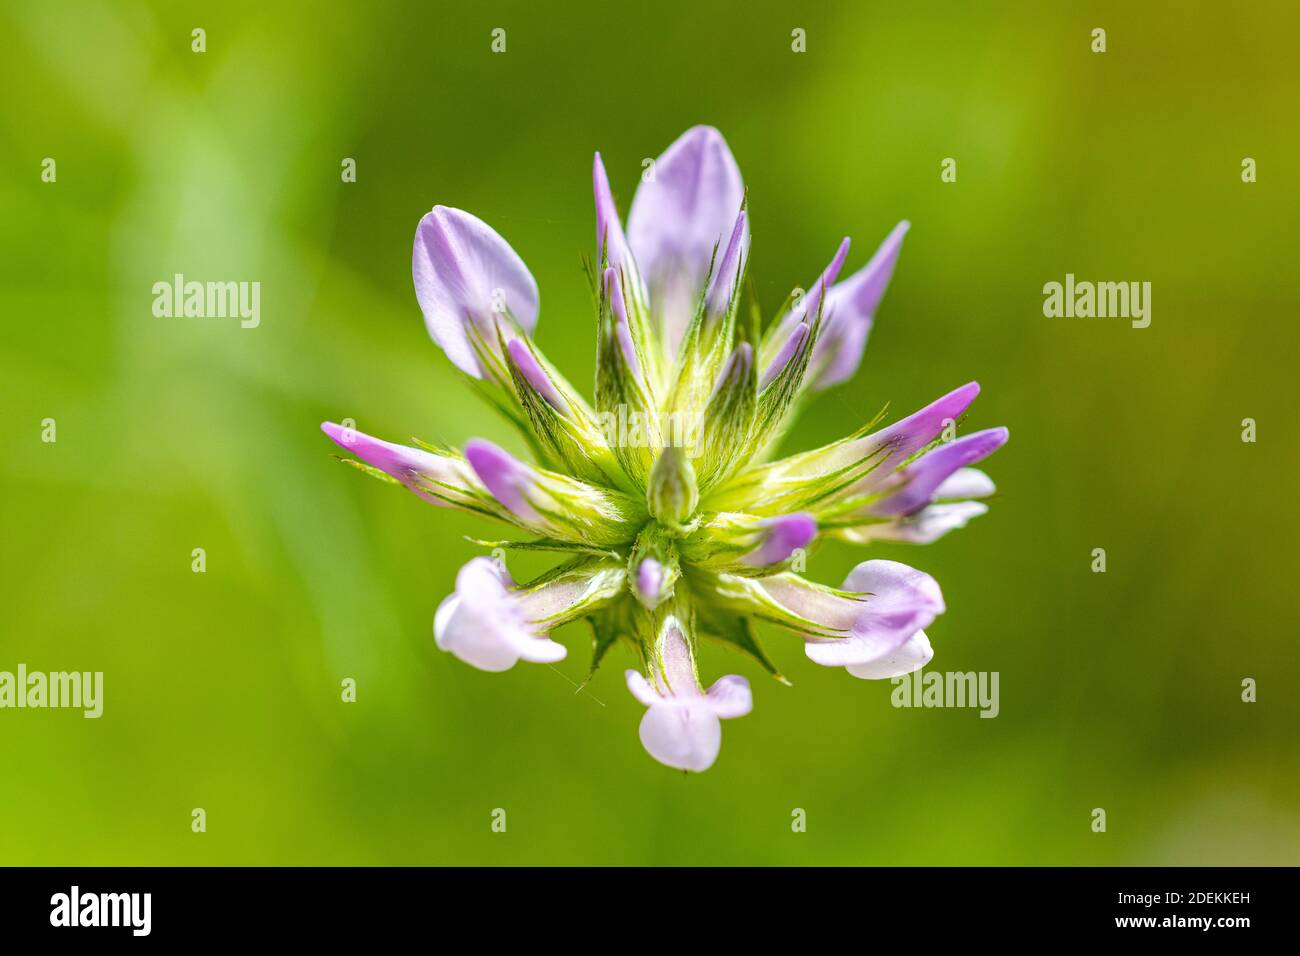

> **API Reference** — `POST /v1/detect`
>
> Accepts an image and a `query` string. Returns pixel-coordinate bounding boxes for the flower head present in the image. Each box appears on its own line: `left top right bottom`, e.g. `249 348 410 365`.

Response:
324 125 1008 772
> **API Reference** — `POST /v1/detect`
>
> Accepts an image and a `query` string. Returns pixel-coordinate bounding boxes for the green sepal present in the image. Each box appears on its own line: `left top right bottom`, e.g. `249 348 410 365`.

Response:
502 332 630 491
333 456 401 487
695 342 756 491
584 601 633 681
696 604 790 685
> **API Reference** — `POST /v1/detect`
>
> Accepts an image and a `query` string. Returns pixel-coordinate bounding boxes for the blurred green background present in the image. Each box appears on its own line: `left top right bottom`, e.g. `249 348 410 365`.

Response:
2 0 1298 865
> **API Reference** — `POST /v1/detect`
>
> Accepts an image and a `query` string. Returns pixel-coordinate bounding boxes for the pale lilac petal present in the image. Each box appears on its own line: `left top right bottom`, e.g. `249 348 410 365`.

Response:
625 669 660 706
412 206 539 377
627 126 746 349
656 618 701 697
760 322 809 389
704 675 753 718
935 467 996 500
512 567 622 623
634 557 665 609
504 629 568 664
435 591 528 672
872 427 1009 516
743 512 816 566
810 221 909 389
845 630 933 680
463 439 541 522
626 620 749 771
433 557 566 671
850 501 989 545
759 577 864 632
638 699 722 772
841 559 945 616
801 560 944 667
506 339 571 415
704 208 749 317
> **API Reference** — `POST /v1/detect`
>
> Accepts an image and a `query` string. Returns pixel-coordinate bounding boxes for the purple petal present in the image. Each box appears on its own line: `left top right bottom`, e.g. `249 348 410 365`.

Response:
760 322 809 389
506 339 571 416
627 126 746 349
634 557 665 609
769 236 851 344
593 152 637 283
321 421 464 506
321 422 440 480
602 267 641 376
464 439 540 522
412 206 539 377
743 512 816 567
703 208 749 317
810 221 909 389
852 382 982 482
872 427 1009 516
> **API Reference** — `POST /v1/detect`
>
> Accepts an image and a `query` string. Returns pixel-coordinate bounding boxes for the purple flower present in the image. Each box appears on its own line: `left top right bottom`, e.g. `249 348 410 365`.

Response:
324 126 1008 771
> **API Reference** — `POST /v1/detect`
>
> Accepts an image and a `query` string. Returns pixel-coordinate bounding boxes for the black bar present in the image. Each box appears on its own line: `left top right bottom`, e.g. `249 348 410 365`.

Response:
0 867 1287 941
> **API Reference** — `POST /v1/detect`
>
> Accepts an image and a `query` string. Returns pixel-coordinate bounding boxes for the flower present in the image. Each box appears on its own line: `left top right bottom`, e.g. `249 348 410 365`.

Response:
434 557 625 672
625 618 752 772
323 125 1008 772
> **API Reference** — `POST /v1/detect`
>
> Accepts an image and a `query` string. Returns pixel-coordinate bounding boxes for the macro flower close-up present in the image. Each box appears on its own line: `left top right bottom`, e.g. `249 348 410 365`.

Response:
322 125 1008 772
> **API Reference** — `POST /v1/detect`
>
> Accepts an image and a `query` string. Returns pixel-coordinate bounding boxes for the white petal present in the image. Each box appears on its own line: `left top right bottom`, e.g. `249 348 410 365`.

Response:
433 557 564 672
868 502 989 545
845 631 934 679
433 593 460 650
705 675 753 719
935 467 996 500
504 630 567 664
625 670 661 707
638 700 722 772
433 595 524 672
